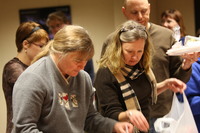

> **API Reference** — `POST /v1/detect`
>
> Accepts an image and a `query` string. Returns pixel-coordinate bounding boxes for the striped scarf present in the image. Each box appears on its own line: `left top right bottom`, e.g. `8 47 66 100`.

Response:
112 64 157 110
110 64 157 133
115 64 144 111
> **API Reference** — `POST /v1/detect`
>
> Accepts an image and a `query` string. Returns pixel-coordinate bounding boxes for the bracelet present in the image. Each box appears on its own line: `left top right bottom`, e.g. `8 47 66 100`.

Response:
126 110 133 118
126 110 133 123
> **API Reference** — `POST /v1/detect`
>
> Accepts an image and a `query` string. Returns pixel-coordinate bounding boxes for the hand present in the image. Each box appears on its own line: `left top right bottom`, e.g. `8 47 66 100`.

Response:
181 52 200 70
126 110 149 132
113 122 133 133
165 78 187 93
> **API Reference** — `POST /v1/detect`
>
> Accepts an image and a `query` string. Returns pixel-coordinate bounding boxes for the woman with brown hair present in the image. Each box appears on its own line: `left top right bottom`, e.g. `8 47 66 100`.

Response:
161 9 186 41
2 21 49 133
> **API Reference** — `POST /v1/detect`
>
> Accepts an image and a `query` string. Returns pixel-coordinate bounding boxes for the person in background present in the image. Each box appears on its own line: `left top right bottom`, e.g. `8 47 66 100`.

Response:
11 25 133 133
2 21 49 133
161 9 186 43
184 22 200 133
46 11 95 82
185 57 200 132
161 10 200 132
46 11 71 37
95 20 187 133
101 0 199 132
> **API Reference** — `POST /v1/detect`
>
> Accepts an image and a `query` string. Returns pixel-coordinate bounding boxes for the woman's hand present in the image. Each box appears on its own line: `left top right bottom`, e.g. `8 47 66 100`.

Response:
126 110 149 132
113 122 133 133
157 78 187 94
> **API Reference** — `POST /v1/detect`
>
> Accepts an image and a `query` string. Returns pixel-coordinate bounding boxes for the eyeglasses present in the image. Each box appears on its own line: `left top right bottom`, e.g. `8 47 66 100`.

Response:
49 23 64 30
32 42 46 48
27 41 46 49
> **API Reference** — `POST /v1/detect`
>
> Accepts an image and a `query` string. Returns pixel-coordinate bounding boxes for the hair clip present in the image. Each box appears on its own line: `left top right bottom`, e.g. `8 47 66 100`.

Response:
21 26 41 42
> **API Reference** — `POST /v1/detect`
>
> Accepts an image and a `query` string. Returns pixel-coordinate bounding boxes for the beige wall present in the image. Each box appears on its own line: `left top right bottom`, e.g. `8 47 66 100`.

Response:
0 0 195 132
156 0 195 35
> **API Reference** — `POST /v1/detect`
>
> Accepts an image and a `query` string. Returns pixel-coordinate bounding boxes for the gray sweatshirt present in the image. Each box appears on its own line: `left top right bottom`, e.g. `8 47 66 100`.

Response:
12 56 116 133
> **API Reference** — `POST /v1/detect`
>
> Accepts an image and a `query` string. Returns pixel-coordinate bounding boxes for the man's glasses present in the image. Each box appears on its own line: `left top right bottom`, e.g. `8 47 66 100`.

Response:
49 23 64 30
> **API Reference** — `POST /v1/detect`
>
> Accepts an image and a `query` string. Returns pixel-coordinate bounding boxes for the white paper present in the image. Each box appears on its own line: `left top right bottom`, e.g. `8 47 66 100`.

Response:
166 35 200 56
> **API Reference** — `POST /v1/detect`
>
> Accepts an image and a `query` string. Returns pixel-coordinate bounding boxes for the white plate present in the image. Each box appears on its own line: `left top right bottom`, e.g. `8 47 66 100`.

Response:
166 45 200 56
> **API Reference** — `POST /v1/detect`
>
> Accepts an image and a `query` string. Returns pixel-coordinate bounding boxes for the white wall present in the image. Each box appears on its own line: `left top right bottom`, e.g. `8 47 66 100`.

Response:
0 0 195 132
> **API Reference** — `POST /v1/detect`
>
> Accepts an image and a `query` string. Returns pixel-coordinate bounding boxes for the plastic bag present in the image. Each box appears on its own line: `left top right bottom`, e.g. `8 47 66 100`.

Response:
154 92 198 133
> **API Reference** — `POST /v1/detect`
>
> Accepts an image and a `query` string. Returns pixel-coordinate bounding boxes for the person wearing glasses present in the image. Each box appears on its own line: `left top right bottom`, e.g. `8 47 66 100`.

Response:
94 20 187 133
2 21 49 133
11 25 133 133
46 11 71 38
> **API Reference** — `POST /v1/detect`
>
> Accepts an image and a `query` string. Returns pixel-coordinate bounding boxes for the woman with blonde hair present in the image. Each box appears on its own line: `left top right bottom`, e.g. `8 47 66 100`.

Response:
11 25 133 133
94 20 186 133
46 10 95 82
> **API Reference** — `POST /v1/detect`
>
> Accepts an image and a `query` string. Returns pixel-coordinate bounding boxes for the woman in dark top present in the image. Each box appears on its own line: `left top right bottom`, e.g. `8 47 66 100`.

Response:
94 20 186 133
2 21 49 133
